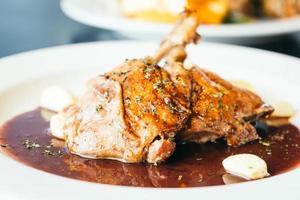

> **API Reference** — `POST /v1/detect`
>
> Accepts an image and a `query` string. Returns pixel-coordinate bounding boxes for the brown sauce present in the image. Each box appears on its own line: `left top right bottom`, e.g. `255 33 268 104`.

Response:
0 108 300 187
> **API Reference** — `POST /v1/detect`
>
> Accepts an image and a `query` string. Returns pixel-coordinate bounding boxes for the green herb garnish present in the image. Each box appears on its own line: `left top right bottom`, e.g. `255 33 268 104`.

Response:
23 139 41 150
124 97 131 106
135 96 142 103
164 98 184 113
212 92 223 99
149 102 157 115
205 103 214 113
42 149 63 156
96 104 103 113
104 90 109 98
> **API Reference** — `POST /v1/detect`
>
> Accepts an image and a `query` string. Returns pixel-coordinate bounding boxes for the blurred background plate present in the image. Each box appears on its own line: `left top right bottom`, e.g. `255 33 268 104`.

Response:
61 0 300 44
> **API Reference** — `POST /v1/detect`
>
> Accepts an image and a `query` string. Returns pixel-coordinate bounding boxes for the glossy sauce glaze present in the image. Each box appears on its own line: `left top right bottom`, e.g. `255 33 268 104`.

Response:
0 108 300 187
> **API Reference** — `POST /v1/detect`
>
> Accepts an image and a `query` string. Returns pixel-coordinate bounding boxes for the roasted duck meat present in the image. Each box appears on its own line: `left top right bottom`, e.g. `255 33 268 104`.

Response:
62 58 191 163
61 13 198 164
55 11 273 164
153 12 274 146
180 67 274 146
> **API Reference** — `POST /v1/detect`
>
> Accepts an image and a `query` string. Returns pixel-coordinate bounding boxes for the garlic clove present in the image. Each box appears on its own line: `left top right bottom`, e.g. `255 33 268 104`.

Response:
222 154 269 180
272 101 295 118
49 113 65 140
40 86 75 112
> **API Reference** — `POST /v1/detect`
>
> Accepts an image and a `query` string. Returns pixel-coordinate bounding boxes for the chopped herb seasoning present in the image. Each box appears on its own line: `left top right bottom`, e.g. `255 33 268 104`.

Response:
164 97 184 113
153 80 163 90
205 103 214 113
22 138 64 157
212 92 223 99
42 149 54 156
23 139 41 150
218 85 229 95
162 79 170 86
135 96 142 103
96 105 103 113
124 97 131 106
142 107 149 113
218 101 223 109
149 102 157 115
42 149 63 156
193 84 202 93
153 79 171 92
117 71 129 76
175 75 181 81
143 65 155 78
144 66 154 73
104 90 109 98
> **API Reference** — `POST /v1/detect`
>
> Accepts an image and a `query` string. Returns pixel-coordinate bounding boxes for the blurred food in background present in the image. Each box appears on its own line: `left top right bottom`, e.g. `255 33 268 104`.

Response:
119 0 185 23
263 0 300 18
120 0 300 24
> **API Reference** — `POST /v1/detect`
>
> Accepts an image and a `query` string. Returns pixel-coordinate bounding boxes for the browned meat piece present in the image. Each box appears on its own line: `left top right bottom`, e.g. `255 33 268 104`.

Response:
63 58 191 163
63 76 139 161
263 0 300 18
59 12 198 164
179 67 274 146
151 12 274 146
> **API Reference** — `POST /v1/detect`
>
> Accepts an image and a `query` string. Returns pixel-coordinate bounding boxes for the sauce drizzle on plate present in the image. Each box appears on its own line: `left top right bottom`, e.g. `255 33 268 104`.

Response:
1 108 300 187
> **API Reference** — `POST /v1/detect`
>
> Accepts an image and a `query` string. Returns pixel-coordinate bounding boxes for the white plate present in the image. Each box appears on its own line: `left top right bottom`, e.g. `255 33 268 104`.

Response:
60 0 300 43
0 41 300 200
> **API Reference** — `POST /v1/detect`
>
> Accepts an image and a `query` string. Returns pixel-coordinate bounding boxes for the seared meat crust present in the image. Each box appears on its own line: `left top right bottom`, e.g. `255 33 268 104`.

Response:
180 67 273 146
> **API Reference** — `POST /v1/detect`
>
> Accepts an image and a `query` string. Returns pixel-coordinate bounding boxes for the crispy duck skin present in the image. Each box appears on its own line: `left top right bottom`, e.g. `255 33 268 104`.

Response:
180 67 274 146
153 13 274 147
63 58 191 163
61 12 198 164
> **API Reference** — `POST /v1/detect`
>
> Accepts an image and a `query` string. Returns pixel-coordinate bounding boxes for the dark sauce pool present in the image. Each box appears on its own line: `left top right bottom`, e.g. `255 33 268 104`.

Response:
0 108 300 187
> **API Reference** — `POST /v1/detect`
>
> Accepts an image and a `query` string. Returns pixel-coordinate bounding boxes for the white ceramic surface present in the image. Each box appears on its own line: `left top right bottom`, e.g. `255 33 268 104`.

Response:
0 41 299 200
60 0 300 43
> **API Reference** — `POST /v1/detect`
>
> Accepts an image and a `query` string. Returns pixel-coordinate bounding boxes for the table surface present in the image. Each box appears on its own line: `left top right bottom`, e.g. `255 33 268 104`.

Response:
1 0 300 58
